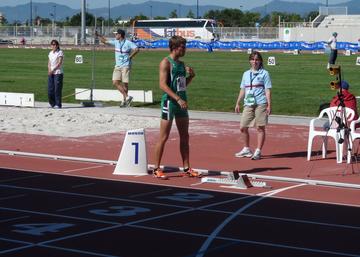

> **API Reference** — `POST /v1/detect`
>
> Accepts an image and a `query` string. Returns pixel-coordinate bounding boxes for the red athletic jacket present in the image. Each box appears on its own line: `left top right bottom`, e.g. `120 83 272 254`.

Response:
330 89 359 124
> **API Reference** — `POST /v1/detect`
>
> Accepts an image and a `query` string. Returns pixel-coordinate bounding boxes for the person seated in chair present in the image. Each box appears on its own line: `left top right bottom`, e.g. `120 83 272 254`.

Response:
330 81 358 118
325 80 359 130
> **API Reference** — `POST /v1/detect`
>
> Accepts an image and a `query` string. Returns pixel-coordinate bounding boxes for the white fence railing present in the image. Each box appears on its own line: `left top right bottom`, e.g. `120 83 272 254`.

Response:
0 25 280 44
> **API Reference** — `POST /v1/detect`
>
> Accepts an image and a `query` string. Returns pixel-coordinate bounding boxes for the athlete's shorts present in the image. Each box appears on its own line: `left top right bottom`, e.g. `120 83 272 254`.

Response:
240 104 268 128
161 99 188 121
112 67 130 83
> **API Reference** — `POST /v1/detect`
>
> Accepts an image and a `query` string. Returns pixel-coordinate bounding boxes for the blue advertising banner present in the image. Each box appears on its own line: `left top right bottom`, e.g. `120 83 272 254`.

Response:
134 39 358 51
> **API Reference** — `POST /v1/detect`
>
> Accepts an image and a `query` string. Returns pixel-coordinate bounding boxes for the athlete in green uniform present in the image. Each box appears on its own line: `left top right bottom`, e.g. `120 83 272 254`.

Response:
160 56 188 120
153 36 201 179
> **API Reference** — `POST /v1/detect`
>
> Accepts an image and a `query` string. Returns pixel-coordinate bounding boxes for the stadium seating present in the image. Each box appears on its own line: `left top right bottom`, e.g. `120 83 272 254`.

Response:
319 15 360 28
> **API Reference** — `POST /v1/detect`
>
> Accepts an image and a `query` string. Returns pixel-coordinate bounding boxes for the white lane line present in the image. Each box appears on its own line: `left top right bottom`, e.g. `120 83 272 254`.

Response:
0 194 27 201
2 182 357 257
56 201 108 212
204 209 360 231
129 224 360 257
0 206 118 225
0 184 190 209
0 215 29 223
63 165 106 173
0 242 35 255
195 184 306 257
129 188 173 198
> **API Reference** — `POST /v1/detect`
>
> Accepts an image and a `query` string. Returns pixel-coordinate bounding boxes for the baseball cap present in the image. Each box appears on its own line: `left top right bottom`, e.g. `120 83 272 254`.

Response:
333 32 338 37
341 80 349 90
113 29 125 36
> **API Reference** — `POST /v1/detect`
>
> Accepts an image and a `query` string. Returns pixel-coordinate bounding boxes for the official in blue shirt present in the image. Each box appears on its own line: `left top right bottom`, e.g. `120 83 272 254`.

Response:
234 51 272 160
96 29 139 107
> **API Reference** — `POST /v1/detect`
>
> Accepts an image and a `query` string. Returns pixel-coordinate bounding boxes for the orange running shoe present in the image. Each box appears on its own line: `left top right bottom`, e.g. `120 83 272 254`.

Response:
183 168 202 178
153 168 168 180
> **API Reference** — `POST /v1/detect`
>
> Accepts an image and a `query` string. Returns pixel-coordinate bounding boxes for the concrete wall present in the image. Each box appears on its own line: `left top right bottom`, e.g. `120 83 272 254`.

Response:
279 27 360 43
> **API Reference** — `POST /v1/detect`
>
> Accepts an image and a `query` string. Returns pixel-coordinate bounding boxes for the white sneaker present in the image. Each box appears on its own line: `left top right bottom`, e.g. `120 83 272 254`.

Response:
124 96 133 107
251 149 261 160
235 148 253 158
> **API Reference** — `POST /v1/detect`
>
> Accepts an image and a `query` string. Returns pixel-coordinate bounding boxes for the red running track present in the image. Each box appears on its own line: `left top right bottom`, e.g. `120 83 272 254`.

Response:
1 119 360 207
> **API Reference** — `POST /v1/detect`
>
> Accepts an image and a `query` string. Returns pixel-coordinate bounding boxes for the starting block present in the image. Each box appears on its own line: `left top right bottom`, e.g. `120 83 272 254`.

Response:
113 128 148 175
201 172 268 189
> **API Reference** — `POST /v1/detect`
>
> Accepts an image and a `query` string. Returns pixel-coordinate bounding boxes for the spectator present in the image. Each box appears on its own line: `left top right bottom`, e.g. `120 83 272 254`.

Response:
330 80 359 124
47 39 64 108
327 32 338 69
20 37 26 45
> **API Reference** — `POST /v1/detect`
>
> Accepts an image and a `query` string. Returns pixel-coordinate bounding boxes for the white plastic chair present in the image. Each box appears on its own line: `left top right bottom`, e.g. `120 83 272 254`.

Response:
347 116 360 163
307 106 355 163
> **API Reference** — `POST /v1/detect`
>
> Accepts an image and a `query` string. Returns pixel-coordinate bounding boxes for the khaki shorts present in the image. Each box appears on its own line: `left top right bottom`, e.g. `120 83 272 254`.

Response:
112 67 130 83
240 104 268 128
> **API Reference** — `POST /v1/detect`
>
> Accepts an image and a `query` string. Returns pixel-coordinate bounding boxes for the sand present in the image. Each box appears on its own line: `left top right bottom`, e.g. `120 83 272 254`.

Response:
0 105 160 137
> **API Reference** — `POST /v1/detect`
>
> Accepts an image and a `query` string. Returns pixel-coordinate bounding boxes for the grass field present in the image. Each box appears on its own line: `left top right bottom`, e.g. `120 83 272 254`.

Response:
0 47 359 116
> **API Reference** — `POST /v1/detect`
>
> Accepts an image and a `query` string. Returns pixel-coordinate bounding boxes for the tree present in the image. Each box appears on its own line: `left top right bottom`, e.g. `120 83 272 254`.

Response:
271 11 302 26
204 8 253 27
305 11 319 22
129 14 148 25
10 20 22 26
259 14 271 26
204 8 316 27
0 18 8 25
169 9 178 18
39 17 52 26
242 11 261 27
154 16 167 20
186 10 195 18
0 14 8 25
67 12 95 26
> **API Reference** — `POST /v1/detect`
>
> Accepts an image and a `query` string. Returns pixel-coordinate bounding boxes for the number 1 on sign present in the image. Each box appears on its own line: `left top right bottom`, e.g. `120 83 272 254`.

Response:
131 142 139 164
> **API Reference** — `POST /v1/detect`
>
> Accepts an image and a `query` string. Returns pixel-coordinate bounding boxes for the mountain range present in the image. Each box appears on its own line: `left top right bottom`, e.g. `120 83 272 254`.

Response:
0 0 359 23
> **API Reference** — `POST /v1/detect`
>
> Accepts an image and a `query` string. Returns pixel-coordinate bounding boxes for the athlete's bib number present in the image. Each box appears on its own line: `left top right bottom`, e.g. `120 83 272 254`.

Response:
176 76 186 92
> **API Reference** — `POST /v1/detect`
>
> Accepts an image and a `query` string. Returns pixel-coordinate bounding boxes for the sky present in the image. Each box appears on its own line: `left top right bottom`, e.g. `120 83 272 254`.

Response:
0 0 349 10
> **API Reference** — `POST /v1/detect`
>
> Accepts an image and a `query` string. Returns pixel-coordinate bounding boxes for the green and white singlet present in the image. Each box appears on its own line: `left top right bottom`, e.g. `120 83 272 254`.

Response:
160 56 189 120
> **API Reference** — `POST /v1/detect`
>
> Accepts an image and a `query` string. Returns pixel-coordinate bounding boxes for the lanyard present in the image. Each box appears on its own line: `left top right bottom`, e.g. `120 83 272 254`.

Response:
250 71 260 90
118 40 127 54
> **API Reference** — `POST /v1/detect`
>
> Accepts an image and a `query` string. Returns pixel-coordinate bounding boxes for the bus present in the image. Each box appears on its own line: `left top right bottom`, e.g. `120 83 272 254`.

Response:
132 18 218 41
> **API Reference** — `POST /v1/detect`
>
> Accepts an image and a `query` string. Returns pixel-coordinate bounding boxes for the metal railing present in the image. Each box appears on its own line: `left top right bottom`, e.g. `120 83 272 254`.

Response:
0 25 280 44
